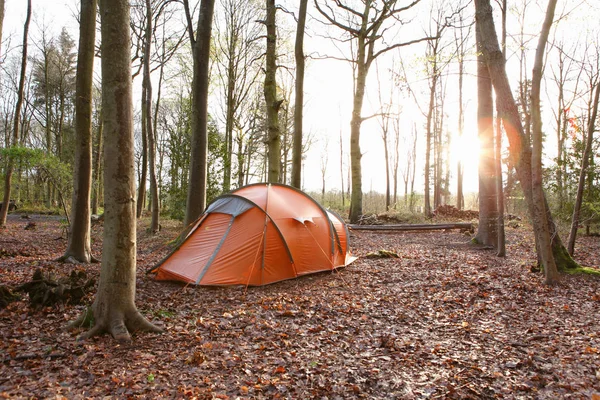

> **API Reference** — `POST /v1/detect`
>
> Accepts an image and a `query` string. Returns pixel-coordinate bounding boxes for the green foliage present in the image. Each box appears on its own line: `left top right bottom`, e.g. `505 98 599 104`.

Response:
160 92 224 220
545 127 600 233
0 147 72 215
1 146 45 164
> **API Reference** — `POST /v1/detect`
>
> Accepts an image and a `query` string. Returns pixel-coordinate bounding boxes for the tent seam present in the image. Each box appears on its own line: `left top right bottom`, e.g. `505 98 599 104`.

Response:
195 215 236 285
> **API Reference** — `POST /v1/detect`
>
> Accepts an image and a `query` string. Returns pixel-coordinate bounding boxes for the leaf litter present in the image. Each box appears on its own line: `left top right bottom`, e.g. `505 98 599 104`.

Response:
0 215 599 398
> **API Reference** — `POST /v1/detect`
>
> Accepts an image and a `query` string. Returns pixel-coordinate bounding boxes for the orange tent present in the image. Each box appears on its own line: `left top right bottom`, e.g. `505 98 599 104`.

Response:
152 183 356 286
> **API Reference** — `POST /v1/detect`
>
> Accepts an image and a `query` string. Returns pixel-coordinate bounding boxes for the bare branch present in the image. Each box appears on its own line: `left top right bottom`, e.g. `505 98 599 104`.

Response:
371 35 437 62
313 0 360 36
182 0 196 45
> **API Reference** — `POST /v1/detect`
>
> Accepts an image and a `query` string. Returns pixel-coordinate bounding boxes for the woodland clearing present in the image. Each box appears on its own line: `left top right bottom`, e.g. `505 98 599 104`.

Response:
0 215 599 399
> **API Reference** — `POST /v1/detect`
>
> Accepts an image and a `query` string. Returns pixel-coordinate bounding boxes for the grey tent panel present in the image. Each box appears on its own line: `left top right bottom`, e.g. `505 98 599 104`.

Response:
205 196 254 217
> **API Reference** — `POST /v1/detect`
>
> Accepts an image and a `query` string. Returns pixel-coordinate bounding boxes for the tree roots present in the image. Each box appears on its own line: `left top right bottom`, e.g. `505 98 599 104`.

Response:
56 253 100 264
70 308 163 343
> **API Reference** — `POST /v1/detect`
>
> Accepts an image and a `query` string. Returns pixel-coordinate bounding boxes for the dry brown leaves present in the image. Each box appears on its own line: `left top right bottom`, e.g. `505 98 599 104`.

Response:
0 214 599 399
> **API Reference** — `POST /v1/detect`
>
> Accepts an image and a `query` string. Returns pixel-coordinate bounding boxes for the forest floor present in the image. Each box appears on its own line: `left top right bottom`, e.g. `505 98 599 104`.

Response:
0 214 599 399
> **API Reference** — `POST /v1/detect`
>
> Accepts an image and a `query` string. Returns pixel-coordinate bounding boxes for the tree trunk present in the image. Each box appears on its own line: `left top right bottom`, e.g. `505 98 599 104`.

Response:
144 0 160 234
136 85 148 218
456 79 464 210
0 0 4 63
495 112 506 257
0 0 30 227
74 0 162 341
495 0 507 257
530 0 559 284
568 83 600 255
339 128 345 207
474 26 498 247
60 0 96 263
475 0 577 273
383 129 391 211
392 121 399 208
222 27 236 192
424 73 436 218
153 41 165 211
291 0 308 189
183 0 215 227
264 0 281 183
92 117 103 215
349 34 368 223
555 63 565 212
410 123 417 212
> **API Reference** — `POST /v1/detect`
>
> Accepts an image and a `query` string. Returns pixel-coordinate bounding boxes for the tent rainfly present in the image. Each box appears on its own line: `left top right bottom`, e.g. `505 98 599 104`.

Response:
152 183 356 286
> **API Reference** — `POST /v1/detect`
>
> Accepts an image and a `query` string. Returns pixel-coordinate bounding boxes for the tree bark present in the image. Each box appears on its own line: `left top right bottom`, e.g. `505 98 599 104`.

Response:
568 83 600 255
495 115 506 257
61 0 97 263
144 0 160 233
183 0 215 227
92 116 103 215
0 0 4 62
424 67 436 218
291 0 308 189
136 85 148 218
0 0 30 227
474 25 498 247
495 0 507 257
264 0 281 183
74 0 162 341
349 38 367 223
475 0 577 273
456 39 464 211
530 0 559 284
221 9 237 192
339 128 345 207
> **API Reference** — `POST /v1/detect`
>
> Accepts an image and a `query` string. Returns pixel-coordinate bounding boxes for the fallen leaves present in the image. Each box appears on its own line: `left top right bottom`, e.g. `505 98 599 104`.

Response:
0 216 599 398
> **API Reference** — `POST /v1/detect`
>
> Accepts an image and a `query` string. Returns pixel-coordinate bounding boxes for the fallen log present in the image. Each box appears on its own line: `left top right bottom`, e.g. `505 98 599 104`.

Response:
348 223 473 232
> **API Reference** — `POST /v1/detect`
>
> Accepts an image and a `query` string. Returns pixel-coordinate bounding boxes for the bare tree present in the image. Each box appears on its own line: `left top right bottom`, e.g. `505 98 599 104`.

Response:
391 115 400 208
375 60 395 211
529 0 559 283
143 0 160 233
291 0 308 188
315 0 432 223
91 110 103 215
0 0 31 227
264 0 282 183
214 0 263 191
550 41 583 212
136 84 148 217
475 0 577 278
183 0 216 227
568 81 600 255
494 0 506 257
320 138 329 203
474 21 498 247
60 0 98 263
339 125 345 207
453 12 470 211
0 0 4 62
72 0 162 341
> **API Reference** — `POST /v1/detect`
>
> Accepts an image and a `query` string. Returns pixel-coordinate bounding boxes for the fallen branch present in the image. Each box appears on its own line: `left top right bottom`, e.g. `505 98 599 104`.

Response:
1 352 66 363
349 223 474 232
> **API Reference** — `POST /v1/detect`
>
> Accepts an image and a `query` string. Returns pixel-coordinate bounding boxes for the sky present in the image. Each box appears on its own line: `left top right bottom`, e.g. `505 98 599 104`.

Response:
3 0 598 201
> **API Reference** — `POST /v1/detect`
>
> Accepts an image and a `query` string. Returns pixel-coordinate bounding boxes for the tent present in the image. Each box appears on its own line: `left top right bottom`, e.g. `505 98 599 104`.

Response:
152 183 356 286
